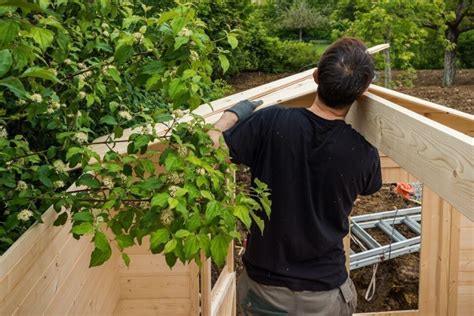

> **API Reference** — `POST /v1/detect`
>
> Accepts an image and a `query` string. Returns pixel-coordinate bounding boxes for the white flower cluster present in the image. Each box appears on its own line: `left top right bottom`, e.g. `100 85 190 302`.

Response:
78 63 87 69
173 109 184 118
31 93 43 103
96 216 104 224
16 99 27 106
53 180 65 189
160 208 174 226
53 160 68 174
103 30 110 37
197 168 206 176
118 110 132 121
78 70 92 81
91 208 102 216
16 180 28 191
101 22 109 29
133 32 144 43
167 173 182 185
73 132 88 144
79 91 86 99
17 209 33 222
64 58 72 65
0 126 7 138
178 27 192 37
177 146 188 157
168 185 179 198
102 176 114 189
119 173 128 182
190 50 199 62
47 101 62 114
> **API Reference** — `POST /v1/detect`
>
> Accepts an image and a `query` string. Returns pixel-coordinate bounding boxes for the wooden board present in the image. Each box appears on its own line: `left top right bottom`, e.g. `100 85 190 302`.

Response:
346 94 473 220
114 298 191 316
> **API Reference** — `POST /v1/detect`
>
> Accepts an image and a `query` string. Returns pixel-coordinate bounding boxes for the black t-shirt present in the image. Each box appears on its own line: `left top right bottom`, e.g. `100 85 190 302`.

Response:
223 106 382 291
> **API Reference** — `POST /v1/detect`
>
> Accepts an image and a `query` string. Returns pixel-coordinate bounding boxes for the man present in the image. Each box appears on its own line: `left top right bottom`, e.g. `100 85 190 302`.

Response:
208 38 382 315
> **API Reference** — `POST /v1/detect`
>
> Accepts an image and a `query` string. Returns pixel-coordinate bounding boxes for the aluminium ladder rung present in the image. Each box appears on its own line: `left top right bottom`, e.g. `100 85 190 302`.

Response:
353 214 421 230
377 221 407 242
403 217 422 235
351 222 381 249
351 206 421 223
350 243 420 270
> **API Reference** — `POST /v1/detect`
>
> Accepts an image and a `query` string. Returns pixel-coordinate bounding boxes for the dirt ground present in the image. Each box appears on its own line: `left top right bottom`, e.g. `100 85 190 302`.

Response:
224 69 472 314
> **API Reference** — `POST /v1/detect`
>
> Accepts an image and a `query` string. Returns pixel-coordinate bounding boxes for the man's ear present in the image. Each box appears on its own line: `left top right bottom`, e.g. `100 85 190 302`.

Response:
313 69 319 84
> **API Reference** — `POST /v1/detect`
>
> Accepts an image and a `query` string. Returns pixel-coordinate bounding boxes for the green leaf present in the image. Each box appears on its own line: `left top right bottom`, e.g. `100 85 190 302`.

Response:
175 229 190 238
0 49 12 77
168 78 185 99
71 222 94 235
205 201 220 222
20 67 60 83
66 147 83 160
233 205 252 229
227 34 238 49
122 253 130 267
0 20 19 48
53 212 68 226
218 54 230 73
150 228 169 251
114 44 134 64
164 153 180 171
210 234 229 266
250 210 265 234
95 231 110 252
183 234 199 258
200 190 214 200
116 234 134 250
165 252 177 268
73 211 93 222
151 192 169 207
0 77 28 99
163 239 177 254
30 26 54 52
89 246 112 267
105 67 122 84
77 174 101 189
99 115 117 125
174 37 189 50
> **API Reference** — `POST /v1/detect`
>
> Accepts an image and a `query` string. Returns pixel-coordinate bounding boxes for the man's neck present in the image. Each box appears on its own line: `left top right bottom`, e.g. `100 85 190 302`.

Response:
307 96 350 121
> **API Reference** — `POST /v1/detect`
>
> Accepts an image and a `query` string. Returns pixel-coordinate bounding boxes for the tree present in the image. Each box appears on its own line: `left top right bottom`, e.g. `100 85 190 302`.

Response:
422 0 474 86
280 0 328 41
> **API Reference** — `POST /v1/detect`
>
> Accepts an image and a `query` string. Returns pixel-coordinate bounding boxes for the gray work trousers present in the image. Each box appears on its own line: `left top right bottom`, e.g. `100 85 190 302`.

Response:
237 270 357 316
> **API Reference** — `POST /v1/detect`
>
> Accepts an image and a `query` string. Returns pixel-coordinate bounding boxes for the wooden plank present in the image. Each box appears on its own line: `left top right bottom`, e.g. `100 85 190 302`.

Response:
119 254 189 277
200 253 212 316
119 275 191 300
418 186 458 315
114 298 191 316
460 228 474 249
346 93 473 220
210 270 236 316
67 250 119 316
354 311 418 316
189 262 200 316
368 84 474 136
448 210 461 316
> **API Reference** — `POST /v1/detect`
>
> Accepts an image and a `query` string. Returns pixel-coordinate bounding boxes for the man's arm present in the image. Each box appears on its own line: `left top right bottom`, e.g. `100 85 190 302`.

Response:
208 100 263 148
208 111 239 148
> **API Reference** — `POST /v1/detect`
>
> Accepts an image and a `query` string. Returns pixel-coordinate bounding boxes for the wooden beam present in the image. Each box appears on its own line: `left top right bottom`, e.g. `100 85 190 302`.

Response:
346 93 473 220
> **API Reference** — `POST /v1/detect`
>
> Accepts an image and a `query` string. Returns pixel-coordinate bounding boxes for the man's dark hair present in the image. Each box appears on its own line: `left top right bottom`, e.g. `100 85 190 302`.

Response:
315 37 375 109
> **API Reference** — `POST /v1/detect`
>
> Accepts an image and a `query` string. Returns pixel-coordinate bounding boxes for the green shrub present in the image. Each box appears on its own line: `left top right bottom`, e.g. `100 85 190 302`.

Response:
458 31 474 69
0 1 269 268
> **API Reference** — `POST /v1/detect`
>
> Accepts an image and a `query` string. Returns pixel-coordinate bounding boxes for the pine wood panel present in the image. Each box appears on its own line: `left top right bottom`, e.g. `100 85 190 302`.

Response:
119 275 191 300
114 298 191 316
457 213 474 315
119 254 189 277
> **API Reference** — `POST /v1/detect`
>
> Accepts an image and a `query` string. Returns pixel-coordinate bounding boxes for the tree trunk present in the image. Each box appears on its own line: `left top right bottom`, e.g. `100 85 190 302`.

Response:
299 28 302 41
442 29 458 87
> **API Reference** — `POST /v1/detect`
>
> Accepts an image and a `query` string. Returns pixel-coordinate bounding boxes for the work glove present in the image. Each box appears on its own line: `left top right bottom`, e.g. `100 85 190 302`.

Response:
225 99 263 122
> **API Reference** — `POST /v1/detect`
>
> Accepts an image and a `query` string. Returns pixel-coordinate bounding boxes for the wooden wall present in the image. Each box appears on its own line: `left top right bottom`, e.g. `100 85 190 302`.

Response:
458 214 474 315
0 208 120 316
113 240 199 316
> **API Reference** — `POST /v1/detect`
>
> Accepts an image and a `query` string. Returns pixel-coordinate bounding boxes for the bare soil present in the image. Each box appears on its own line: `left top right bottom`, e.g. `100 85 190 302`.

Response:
223 69 472 314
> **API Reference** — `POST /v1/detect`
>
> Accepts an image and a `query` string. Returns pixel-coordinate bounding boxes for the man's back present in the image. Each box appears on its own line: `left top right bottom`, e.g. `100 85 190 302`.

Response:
224 106 381 291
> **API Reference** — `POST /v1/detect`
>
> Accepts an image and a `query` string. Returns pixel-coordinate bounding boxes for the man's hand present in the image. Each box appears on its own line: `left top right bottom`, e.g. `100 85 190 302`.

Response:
225 99 263 122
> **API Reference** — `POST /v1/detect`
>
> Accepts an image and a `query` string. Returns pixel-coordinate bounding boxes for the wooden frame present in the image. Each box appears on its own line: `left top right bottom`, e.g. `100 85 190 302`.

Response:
1 62 472 315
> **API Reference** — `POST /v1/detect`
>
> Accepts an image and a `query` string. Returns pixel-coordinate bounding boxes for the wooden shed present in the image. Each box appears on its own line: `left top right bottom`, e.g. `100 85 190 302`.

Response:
0 60 472 315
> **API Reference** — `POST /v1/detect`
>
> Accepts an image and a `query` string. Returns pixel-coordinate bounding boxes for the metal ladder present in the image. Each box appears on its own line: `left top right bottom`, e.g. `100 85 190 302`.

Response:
349 206 421 270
